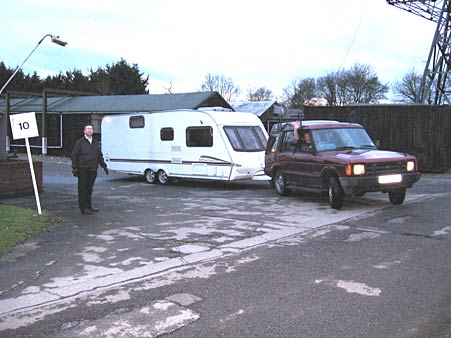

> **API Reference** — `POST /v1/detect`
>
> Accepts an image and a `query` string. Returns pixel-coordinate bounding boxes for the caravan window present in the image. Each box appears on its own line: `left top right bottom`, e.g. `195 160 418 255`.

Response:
224 126 267 152
186 126 213 147
160 127 174 141
129 116 145 128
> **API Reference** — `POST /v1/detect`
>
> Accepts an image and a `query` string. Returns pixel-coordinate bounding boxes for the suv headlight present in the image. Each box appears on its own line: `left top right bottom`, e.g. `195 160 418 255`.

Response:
353 164 366 175
346 164 366 176
406 161 415 172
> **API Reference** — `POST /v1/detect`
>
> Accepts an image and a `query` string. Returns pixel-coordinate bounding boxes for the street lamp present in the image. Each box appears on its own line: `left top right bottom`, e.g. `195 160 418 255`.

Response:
0 34 67 95
0 34 67 160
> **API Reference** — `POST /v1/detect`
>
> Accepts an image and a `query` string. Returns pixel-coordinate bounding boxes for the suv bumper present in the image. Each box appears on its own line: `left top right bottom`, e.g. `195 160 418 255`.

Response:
339 172 421 195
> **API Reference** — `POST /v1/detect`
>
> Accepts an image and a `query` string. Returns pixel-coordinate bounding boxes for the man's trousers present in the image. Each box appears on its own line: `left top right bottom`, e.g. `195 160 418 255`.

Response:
77 168 97 210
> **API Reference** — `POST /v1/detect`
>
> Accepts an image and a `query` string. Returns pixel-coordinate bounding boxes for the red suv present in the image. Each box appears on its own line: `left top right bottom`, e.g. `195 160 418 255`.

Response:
264 120 421 209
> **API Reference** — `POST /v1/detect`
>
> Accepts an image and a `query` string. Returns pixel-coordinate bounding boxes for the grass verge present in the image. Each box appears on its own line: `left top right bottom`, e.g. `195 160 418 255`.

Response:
0 204 59 255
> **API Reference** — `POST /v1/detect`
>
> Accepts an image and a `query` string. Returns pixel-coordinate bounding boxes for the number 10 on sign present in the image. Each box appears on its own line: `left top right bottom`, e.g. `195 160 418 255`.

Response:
9 112 42 215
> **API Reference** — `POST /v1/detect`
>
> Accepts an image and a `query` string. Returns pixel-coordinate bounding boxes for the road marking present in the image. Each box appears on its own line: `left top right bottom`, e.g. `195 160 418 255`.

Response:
63 300 199 337
315 279 382 296
345 232 381 242
336 280 382 296
433 225 451 236
165 293 202 306
374 260 402 269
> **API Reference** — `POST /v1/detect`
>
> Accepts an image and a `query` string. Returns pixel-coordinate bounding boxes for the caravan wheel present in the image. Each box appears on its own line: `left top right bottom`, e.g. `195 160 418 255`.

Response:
144 169 157 184
158 170 170 185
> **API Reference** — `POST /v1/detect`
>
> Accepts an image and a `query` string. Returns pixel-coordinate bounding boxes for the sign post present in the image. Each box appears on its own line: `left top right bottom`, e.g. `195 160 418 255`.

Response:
9 112 42 215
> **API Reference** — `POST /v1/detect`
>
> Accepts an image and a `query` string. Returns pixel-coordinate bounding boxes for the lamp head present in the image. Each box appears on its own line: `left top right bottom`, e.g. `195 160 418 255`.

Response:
51 36 67 47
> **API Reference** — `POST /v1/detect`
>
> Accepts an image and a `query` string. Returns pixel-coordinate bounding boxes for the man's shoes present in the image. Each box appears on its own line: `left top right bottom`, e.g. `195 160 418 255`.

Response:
81 209 93 215
89 207 100 212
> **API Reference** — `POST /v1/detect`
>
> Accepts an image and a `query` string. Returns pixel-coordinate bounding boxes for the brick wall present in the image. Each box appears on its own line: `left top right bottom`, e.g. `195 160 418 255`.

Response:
0 160 43 197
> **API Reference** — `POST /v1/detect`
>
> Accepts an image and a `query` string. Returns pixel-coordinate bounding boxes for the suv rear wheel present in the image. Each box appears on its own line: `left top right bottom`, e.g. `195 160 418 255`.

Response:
388 188 406 205
274 171 289 196
328 176 344 209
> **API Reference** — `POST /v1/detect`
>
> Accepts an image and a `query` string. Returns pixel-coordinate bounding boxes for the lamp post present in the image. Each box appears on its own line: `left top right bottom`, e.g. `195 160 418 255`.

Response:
0 34 67 160
0 34 67 95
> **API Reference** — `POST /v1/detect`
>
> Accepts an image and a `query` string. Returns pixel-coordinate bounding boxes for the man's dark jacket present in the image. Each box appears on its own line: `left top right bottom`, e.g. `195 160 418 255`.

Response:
71 137 107 170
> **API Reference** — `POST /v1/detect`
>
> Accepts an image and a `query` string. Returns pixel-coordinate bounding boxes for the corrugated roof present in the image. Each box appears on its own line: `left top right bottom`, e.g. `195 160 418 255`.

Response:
0 92 232 113
230 101 278 117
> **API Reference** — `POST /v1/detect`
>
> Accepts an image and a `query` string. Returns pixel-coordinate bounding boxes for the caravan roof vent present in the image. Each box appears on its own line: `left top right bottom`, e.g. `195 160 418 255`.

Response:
198 106 233 112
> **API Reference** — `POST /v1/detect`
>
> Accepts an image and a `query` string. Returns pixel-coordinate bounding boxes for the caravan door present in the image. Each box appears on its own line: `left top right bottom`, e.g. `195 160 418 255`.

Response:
186 125 232 179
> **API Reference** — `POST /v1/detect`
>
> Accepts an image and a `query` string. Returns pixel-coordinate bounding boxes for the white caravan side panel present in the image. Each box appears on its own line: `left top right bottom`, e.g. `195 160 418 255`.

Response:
146 111 233 180
102 114 153 175
101 109 268 181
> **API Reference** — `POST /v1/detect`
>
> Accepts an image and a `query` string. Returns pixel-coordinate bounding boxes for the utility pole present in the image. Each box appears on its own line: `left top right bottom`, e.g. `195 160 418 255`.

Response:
387 0 451 104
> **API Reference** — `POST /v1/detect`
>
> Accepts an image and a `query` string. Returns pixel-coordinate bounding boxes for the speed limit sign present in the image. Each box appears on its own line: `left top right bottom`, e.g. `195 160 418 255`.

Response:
9 112 39 140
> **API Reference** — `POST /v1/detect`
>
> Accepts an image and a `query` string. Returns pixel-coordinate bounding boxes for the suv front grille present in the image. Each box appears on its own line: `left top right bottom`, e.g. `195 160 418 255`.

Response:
366 161 406 176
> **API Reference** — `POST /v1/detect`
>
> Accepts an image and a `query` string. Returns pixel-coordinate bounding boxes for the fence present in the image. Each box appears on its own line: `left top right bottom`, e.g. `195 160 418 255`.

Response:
302 105 451 172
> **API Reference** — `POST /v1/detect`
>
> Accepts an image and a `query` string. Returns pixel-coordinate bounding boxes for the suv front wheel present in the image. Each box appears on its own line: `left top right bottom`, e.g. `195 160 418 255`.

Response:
328 176 344 209
388 188 406 205
274 171 290 196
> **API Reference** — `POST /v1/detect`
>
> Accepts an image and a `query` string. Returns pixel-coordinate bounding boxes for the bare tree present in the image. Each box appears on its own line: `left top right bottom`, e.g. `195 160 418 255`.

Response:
163 81 173 94
247 87 273 101
283 77 317 108
393 68 422 103
317 72 338 106
335 70 349 105
200 73 240 101
344 63 388 104
287 64 388 106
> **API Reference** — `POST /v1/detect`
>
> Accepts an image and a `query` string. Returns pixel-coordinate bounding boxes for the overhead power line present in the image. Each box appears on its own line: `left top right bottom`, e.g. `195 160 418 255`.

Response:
338 0 369 72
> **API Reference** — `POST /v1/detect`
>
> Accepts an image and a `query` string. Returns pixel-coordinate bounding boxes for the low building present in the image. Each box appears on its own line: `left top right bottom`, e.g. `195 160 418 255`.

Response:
230 100 302 131
0 91 232 156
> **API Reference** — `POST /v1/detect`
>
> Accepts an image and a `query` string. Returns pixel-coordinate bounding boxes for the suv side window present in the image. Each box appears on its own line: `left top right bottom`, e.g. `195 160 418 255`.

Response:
281 131 296 152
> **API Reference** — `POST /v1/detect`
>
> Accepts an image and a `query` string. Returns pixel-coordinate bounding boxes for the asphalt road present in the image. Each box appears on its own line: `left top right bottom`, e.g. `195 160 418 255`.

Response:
0 160 450 337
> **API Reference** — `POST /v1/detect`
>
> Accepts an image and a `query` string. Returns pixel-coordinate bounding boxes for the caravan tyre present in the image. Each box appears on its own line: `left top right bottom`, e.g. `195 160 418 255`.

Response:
144 169 157 184
158 170 170 185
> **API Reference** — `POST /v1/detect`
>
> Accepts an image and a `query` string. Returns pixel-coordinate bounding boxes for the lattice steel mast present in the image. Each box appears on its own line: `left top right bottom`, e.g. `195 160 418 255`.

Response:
387 0 451 104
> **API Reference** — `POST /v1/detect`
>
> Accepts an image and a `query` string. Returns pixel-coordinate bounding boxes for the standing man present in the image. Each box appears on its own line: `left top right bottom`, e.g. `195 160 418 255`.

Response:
71 124 109 214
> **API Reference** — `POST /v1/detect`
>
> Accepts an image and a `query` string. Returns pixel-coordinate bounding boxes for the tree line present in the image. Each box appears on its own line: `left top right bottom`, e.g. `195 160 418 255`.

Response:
0 59 422 107
0 59 149 95
202 64 422 107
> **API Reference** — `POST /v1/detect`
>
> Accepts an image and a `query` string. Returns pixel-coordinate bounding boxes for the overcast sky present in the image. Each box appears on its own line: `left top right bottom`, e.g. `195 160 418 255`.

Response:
1 0 437 100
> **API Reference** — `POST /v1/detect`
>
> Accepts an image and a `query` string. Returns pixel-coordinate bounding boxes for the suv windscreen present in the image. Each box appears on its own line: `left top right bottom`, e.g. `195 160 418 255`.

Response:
312 127 375 152
224 126 267 152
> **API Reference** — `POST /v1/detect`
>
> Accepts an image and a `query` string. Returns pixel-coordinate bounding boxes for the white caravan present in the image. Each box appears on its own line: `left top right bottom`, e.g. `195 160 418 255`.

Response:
101 109 268 184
